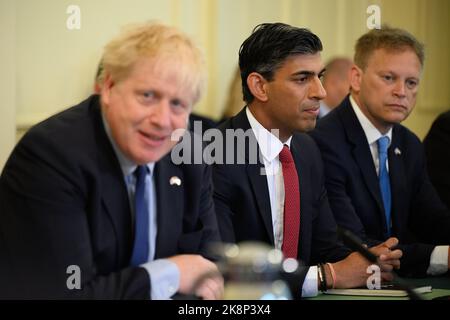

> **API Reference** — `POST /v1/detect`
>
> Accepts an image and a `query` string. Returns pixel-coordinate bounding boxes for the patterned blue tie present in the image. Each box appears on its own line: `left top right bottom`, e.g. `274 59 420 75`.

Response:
130 165 149 266
377 136 392 237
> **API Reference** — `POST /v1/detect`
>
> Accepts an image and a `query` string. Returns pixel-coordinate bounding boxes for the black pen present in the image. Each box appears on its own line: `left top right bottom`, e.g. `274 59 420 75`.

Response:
336 227 423 300
337 227 378 262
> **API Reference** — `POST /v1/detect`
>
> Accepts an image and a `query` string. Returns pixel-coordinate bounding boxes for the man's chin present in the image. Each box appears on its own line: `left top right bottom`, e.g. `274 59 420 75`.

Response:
131 148 172 165
386 113 409 125
297 120 317 133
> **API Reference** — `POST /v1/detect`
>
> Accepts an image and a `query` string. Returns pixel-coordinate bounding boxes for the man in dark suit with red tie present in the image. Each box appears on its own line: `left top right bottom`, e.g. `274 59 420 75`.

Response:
212 23 402 298
0 22 222 299
310 26 450 277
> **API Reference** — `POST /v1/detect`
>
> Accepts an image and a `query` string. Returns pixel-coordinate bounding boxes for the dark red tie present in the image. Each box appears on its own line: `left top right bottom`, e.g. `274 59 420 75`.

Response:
279 145 300 259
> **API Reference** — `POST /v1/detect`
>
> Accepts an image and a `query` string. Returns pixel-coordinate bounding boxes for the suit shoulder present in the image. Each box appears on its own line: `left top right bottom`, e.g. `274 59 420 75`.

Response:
216 117 234 132
9 96 102 176
21 96 98 148
395 124 422 146
293 132 317 146
292 133 322 156
437 110 450 123
431 110 450 132
310 109 346 146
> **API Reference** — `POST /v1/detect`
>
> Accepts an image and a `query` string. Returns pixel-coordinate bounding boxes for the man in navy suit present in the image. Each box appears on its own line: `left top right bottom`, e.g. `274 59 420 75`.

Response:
0 22 222 299
212 23 402 298
424 110 450 210
310 26 450 277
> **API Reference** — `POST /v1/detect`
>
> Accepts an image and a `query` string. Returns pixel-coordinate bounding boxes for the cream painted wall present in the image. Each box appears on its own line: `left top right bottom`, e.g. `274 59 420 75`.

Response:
0 0 17 169
2 0 450 169
373 0 450 139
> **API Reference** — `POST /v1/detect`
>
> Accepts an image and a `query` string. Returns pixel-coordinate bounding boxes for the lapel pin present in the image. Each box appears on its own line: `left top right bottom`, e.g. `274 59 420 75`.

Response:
169 176 182 186
394 148 401 156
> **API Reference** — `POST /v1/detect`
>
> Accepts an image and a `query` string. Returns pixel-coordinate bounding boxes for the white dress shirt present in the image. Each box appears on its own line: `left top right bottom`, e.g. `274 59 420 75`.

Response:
246 108 318 297
350 95 449 275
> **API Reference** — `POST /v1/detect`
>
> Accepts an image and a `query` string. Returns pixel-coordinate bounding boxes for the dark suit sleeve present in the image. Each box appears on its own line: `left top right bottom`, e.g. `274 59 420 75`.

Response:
305 139 352 264
424 112 450 210
311 186 353 263
409 142 450 244
196 163 222 258
399 141 450 276
0 132 149 299
212 163 236 243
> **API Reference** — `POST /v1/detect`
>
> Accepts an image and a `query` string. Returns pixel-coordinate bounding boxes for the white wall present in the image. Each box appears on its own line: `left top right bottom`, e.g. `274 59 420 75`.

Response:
0 0 17 169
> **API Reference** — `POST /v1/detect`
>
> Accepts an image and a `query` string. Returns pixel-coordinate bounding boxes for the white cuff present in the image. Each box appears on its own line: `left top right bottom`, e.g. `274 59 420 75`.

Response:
301 266 318 297
141 259 180 299
426 246 449 276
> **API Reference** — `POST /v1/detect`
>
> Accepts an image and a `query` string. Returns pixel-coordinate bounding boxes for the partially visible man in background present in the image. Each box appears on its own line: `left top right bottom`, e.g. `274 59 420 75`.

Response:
424 110 450 209
318 57 353 118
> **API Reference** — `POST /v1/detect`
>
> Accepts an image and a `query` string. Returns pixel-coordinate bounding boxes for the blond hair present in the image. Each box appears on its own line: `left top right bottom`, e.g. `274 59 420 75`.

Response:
354 25 425 70
100 22 206 103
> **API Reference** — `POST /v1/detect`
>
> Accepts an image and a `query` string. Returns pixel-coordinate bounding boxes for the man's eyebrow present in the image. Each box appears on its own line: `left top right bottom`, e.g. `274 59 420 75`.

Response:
291 68 326 77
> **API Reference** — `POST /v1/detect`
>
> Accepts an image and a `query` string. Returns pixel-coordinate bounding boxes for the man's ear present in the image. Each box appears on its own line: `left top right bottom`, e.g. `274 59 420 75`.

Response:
247 72 269 102
350 65 363 92
101 73 115 105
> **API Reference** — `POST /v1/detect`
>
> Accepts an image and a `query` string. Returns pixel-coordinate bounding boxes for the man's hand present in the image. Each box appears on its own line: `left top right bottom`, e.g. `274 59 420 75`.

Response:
370 237 402 271
329 237 403 289
168 255 224 300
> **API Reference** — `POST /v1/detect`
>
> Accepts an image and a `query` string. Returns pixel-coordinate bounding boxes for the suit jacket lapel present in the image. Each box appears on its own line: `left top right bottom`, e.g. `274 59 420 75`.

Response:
246 164 274 244
92 97 133 266
339 98 385 215
233 109 274 244
154 155 184 258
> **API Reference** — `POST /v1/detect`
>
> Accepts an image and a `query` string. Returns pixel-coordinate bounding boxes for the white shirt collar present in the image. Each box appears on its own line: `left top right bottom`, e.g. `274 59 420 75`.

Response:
246 107 292 162
101 111 155 177
349 95 392 146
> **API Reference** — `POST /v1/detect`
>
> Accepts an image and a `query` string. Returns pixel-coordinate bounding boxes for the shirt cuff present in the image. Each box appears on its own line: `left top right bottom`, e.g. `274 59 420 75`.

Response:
301 266 318 297
427 245 449 276
141 259 180 299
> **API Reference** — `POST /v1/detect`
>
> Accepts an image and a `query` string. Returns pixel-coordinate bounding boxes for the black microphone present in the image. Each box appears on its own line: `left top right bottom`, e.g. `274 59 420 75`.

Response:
337 227 423 300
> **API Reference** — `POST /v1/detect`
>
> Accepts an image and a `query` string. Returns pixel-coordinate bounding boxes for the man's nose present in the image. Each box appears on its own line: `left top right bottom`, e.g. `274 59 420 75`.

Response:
150 99 172 129
393 80 407 98
310 77 327 100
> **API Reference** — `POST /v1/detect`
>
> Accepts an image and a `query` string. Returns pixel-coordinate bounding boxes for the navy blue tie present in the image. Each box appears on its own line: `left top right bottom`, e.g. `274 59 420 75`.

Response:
377 136 392 237
130 165 149 266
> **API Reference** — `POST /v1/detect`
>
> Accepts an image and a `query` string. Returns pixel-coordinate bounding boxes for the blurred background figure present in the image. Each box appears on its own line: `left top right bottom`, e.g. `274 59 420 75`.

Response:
424 110 450 209
319 57 353 118
221 67 244 122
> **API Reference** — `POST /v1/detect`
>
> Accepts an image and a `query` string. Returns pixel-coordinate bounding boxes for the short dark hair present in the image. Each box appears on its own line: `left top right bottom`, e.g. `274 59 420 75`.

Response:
239 22 323 103
354 25 425 70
